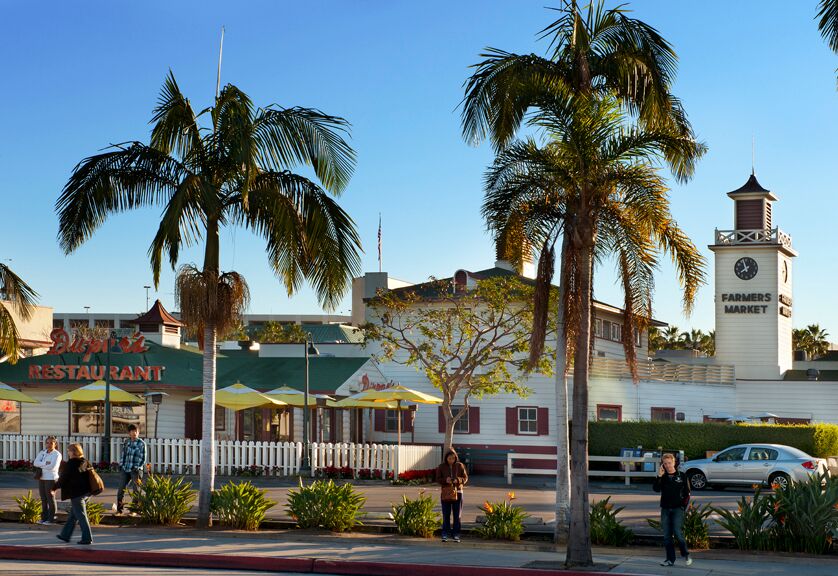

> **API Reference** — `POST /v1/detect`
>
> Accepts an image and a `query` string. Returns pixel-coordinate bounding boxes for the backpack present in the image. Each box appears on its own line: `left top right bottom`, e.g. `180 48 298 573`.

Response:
88 468 105 496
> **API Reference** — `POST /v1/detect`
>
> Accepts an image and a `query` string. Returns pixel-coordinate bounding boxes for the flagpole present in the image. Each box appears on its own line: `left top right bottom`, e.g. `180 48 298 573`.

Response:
216 26 225 99
378 213 382 273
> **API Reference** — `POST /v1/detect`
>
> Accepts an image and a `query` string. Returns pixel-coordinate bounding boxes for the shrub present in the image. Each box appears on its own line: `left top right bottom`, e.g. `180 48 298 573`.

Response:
395 469 436 485
286 479 366 532
231 465 265 477
771 471 838 554
15 490 41 524
211 480 276 530
589 421 838 460
3 459 34 471
589 496 634 546
475 493 528 541
647 502 712 549
86 501 106 526
128 474 195 526
713 488 775 551
390 490 441 538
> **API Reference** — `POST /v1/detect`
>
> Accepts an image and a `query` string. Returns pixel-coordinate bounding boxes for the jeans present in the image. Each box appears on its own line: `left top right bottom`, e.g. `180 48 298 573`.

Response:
117 469 143 511
441 494 462 538
661 506 688 562
59 496 92 543
38 480 57 522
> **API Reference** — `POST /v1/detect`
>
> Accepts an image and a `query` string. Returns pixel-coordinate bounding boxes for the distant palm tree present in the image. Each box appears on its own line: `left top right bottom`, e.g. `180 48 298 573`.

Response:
701 330 715 357
680 329 705 351
463 2 705 563
56 72 362 527
661 326 683 350
0 264 38 363
794 324 830 359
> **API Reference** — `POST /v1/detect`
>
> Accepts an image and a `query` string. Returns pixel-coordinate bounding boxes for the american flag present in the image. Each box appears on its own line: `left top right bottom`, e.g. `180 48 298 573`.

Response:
377 213 382 272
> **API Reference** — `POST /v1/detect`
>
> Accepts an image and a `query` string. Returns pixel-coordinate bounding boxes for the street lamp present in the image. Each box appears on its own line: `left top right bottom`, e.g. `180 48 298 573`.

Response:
143 285 152 310
300 334 319 475
144 391 168 438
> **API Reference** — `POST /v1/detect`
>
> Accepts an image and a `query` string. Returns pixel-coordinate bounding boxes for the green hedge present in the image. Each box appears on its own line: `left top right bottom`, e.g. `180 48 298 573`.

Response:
589 422 838 460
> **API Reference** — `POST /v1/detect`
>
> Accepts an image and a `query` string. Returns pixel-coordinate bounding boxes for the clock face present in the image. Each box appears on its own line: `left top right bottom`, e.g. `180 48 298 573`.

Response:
782 260 789 283
734 257 758 280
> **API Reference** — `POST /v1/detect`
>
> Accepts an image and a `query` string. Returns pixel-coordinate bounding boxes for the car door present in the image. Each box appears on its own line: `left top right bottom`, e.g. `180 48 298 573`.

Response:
707 446 748 483
740 446 779 483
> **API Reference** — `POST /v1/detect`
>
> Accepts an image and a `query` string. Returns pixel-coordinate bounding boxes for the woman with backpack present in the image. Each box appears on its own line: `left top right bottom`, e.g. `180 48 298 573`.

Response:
53 443 93 545
435 448 468 542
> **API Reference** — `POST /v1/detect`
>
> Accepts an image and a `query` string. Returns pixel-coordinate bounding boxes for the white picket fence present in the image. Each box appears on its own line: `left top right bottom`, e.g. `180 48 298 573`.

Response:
0 435 440 478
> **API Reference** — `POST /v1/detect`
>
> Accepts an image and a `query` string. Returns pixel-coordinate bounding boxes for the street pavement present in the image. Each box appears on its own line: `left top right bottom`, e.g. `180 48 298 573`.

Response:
0 523 836 575
0 472 748 533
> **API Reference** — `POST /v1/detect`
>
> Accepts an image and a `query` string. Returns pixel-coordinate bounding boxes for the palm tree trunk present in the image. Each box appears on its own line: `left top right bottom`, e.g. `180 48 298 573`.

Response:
197 220 220 529
566 235 593 567
554 233 571 545
196 323 217 528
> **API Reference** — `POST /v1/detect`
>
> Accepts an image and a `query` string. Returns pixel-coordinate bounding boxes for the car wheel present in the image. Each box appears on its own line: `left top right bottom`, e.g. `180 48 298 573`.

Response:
769 473 790 491
687 470 708 490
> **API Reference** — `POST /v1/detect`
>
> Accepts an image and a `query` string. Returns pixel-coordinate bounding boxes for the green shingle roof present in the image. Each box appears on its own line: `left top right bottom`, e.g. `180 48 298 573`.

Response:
0 341 368 393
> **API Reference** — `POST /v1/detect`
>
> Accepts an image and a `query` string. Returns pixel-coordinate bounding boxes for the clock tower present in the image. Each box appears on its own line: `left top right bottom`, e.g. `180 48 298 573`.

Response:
709 173 797 380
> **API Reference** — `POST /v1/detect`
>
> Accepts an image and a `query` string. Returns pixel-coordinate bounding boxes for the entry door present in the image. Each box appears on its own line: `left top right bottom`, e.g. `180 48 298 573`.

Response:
707 446 747 483
185 402 202 439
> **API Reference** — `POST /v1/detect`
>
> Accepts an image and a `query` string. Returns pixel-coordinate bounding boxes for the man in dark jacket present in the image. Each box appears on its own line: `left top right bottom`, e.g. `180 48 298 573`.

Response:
652 453 691 567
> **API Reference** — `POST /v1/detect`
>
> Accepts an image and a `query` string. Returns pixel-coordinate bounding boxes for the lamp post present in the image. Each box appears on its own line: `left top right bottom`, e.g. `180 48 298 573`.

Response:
102 330 118 463
300 334 319 475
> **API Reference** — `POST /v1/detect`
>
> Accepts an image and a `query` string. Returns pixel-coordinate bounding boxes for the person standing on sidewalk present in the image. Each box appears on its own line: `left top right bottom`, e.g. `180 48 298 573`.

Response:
33 435 62 524
116 424 146 515
653 452 692 567
435 448 468 543
54 443 93 545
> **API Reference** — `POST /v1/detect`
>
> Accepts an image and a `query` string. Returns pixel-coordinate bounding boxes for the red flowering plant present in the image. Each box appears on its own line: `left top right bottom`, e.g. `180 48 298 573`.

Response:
339 466 354 479
3 459 34 471
357 468 372 479
394 468 436 485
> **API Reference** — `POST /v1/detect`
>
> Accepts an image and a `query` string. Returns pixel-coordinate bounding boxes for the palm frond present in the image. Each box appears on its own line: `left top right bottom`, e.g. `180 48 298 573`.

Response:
0 305 22 364
175 264 250 336
818 0 838 52
150 71 202 160
232 171 362 310
254 107 355 194
0 263 38 321
56 143 188 254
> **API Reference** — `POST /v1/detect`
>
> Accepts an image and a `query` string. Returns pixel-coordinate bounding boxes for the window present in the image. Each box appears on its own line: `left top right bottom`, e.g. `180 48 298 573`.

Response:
94 319 115 329
215 406 226 431
0 400 21 433
70 402 146 435
596 404 622 422
517 407 538 434
748 448 778 461
384 409 399 433
651 407 675 422
53 319 65 330
69 319 88 329
715 447 746 462
452 406 469 434
595 318 624 343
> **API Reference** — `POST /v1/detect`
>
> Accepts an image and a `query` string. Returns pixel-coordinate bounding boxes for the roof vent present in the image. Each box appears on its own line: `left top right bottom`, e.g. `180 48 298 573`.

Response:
806 368 820 381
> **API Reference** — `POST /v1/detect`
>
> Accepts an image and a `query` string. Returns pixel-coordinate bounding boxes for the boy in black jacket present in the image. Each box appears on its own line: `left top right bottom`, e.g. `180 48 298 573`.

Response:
652 453 691 567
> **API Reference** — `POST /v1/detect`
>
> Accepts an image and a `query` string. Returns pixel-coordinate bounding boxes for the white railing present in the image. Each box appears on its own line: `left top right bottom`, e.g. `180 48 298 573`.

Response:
0 435 438 478
715 228 793 249
591 357 736 386
506 453 660 485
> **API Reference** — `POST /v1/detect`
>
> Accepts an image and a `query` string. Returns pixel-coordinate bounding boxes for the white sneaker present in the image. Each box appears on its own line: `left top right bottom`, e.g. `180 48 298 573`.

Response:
660 560 674 566
685 556 693 566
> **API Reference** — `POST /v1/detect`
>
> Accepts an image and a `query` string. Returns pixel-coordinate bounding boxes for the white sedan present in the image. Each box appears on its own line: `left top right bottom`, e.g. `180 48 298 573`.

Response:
680 443 829 490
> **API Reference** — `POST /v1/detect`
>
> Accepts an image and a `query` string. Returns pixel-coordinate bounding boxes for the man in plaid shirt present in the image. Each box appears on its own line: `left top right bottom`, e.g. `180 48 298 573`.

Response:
116 424 146 514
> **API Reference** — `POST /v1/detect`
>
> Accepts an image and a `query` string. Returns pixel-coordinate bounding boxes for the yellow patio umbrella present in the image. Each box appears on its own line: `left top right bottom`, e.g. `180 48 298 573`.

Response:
0 381 39 404
330 398 406 409
55 381 144 403
342 385 442 449
189 382 286 411
265 385 333 407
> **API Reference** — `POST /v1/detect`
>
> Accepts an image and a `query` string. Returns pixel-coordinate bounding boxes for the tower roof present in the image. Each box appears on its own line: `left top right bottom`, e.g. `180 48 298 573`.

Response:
728 173 770 195
126 299 184 327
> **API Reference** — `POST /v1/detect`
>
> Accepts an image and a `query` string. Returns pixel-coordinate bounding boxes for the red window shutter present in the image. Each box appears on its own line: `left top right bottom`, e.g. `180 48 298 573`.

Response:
506 407 518 435
374 409 385 432
402 410 414 433
468 406 480 434
537 407 549 435
438 407 445 433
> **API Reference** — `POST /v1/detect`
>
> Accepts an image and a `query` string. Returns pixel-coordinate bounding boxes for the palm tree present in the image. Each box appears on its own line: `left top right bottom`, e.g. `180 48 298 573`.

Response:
661 325 683 350
481 96 705 565
680 329 706 351
56 72 362 527
0 263 38 364
794 324 830 359
463 1 704 564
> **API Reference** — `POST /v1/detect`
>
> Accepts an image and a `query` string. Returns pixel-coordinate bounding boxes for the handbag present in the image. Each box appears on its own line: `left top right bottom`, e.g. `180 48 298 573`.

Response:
441 484 458 502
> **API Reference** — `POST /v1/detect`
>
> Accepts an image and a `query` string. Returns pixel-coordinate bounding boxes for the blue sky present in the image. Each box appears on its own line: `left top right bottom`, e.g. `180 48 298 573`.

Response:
1 1 835 333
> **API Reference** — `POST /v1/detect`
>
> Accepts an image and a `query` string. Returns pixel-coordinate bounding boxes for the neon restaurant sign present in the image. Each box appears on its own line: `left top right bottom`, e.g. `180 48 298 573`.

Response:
27 329 164 382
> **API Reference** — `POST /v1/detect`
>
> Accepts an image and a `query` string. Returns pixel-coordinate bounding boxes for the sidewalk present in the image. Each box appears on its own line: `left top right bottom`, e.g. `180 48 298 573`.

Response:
0 523 835 576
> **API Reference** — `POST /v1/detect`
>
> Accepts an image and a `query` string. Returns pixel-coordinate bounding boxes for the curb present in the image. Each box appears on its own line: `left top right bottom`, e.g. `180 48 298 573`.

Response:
0 545 622 576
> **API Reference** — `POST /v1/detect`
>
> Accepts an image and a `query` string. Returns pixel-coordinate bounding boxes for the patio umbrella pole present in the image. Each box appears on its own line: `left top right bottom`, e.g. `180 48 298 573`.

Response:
396 399 401 476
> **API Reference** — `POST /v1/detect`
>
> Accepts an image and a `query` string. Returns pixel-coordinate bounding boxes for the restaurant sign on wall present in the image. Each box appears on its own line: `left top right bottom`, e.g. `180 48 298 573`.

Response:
27 329 165 382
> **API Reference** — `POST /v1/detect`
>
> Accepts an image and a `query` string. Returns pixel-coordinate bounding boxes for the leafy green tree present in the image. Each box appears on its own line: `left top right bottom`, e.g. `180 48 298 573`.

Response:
463 2 705 563
0 264 38 364
254 321 309 344
363 276 552 452
56 72 361 527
